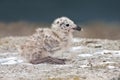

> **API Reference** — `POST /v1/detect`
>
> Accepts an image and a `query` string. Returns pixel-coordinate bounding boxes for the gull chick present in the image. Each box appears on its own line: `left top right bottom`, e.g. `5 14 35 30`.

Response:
19 17 81 64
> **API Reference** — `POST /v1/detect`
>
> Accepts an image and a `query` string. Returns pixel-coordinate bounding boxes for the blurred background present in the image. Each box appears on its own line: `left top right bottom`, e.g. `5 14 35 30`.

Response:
0 0 120 39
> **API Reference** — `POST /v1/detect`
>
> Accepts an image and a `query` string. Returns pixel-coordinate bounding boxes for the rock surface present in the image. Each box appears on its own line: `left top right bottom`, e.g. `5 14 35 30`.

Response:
0 37 120 80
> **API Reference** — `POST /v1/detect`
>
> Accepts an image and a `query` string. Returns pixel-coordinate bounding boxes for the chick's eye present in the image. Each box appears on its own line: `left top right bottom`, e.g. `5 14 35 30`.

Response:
57 21 59 24
66 24 69 27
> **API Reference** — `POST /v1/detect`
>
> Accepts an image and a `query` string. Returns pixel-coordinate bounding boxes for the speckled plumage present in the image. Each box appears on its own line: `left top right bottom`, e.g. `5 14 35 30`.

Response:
19 17 81 64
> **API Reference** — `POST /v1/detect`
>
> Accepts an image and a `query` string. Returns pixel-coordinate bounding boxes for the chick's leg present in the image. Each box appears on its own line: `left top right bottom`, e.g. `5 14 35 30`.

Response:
30 56 66 64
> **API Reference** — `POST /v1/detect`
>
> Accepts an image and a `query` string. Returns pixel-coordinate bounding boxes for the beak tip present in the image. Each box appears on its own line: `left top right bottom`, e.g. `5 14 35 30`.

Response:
76 26 81 31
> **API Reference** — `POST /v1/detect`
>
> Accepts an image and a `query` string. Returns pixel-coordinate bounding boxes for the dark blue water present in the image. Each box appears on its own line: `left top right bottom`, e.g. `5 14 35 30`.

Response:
0 0 120 23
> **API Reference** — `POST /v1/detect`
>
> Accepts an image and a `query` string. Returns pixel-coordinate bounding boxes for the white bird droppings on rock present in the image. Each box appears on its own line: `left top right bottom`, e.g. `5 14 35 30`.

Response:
107 66 115 69
0 56 23 65
79 65 90 68
94 50 120 57
71 46 84 51
1 60 17 65
0 57 17 63
73 38 82 42
78 54 93 57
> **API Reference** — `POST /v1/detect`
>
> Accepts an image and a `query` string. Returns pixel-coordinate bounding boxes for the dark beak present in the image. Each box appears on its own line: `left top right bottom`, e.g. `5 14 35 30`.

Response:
73 26 81 31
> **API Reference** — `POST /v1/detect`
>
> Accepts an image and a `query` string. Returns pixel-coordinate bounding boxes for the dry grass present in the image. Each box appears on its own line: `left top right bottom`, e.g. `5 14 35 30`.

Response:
48 76 81 80
76 22 120 40
0 21 120 40
0 22 49 37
